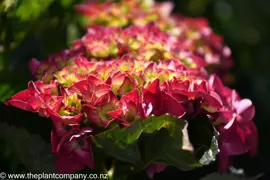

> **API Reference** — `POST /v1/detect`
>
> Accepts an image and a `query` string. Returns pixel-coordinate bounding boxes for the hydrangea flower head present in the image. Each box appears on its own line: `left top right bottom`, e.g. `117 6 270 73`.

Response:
5 0 257 178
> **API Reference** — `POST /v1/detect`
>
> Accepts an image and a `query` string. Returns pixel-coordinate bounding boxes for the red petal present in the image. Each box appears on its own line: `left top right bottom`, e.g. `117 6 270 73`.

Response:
5 88 42 112
121 88 140 105
47 107 84 127
107 109 123 119
162 92 186 118
5 99 34 112
146 79 160 94
28 81 40 94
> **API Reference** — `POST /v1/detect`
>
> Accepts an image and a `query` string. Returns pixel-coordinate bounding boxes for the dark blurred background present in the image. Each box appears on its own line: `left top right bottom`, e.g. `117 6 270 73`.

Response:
0 0 269 179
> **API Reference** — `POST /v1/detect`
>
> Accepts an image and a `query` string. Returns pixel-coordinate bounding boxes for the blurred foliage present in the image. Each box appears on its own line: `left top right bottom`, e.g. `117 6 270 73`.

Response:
0 0 269 179
0 0 84 102
0 122 56 173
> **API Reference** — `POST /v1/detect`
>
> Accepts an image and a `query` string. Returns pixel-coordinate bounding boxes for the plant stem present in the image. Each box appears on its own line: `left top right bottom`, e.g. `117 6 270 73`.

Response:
101 160 115 180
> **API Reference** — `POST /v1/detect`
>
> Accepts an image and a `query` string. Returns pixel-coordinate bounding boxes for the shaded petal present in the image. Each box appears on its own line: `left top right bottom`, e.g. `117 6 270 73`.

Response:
146 164 167 179
245 122 258 157
162 92 186 118
28 58 40 75
54 151 85 174
217 148 231 173
83 105 101 126
51 129 59 153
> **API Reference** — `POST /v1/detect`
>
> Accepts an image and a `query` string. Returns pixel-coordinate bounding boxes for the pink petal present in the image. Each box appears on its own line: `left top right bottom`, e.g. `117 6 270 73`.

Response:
236 99 255 122
236 99 252 114
146 164 167 179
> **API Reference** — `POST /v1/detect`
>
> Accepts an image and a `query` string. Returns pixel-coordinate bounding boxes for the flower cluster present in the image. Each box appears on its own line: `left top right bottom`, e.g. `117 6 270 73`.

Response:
5 0 257 178
75 0 233 70
29 23 209 82
6 56 256 174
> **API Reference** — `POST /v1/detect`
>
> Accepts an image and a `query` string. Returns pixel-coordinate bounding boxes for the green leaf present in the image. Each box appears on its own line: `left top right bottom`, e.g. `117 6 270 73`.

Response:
14 0 54 21
140 119 200 171
60 0 73 7
187 115 219 165
199 129 219 165
93 137 142 165
141 115 218 169
0 122 56 173
92 115 178 164
140 115 219 170
93 114 218 171
95 115 178 148
0 83 15 102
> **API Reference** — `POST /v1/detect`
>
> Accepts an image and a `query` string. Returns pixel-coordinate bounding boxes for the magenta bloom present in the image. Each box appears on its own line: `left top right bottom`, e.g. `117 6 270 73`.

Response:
208 75 257 172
